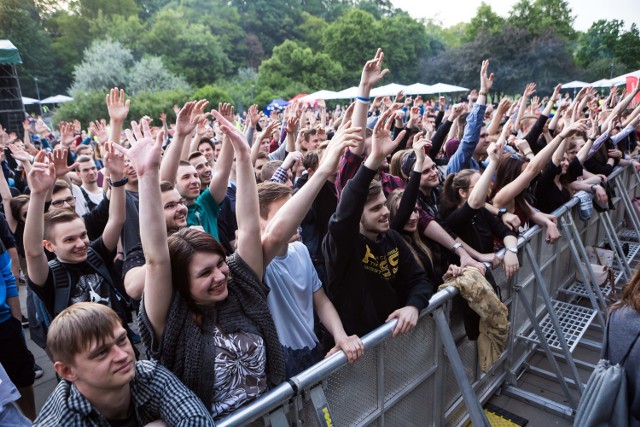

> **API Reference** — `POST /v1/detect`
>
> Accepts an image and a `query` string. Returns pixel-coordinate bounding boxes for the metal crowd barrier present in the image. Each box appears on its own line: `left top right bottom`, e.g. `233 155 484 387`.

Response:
218 164 640 427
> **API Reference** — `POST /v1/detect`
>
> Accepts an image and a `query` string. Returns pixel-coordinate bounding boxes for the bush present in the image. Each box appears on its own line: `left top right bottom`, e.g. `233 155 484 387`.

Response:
192 85 234 109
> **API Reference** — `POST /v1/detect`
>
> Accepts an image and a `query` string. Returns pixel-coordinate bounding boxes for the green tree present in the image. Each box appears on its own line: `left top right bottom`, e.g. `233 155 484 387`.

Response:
128 57 190 95
293 12 328 52
377 14 442 83
463 2 505 42
258 40 343 93
508 0 575 41
575 20 640 79
322 9 381 85
192 85 234 107
143 9 231 86
89 13 146 57
70 39 134 94
230 0 303 54
0 0 59 96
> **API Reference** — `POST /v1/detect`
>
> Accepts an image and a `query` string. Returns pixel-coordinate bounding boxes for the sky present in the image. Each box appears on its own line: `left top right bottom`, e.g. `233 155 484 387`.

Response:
390 0 640 32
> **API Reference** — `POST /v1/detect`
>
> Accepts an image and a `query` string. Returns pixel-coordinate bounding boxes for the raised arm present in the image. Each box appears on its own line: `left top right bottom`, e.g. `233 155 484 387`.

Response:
159 100 208 183
0 162 17 233
100 141 127 251
114 123 171 339
106 88 130 149
351 48 389 156
262 123 363 265
468 140 501 209
24 152 56 286
514 83 536 133
486 98 512 136
208 104 235 203
493 120 588 208
211 109 264 279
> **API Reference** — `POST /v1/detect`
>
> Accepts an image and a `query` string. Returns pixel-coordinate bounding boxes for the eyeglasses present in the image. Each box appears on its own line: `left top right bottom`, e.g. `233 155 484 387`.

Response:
51 196 76 208
163 199 186 211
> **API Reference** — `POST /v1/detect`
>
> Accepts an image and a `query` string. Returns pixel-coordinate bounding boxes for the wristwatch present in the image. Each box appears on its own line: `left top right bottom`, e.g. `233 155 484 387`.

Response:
497 208 508 218
108 177 129 188
506 246 518 254
451 242 463 253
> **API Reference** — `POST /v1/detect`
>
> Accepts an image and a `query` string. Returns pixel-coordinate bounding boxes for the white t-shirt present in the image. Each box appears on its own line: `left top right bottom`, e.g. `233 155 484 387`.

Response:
264 241 322 350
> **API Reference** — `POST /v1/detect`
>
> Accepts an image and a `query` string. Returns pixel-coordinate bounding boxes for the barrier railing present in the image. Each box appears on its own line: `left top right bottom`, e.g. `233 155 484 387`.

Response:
218 164 640 427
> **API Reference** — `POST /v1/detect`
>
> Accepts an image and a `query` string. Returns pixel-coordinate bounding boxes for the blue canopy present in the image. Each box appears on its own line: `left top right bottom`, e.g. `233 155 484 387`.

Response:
264 98 289 114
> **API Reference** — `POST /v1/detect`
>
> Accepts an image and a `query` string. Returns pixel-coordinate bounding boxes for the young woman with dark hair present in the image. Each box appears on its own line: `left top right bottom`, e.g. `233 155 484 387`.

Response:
128 112 284 419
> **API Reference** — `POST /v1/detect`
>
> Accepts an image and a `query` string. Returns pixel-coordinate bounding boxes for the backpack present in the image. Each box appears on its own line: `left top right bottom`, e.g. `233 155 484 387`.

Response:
573 318 640 427
27 249 126 349
79 186 98 212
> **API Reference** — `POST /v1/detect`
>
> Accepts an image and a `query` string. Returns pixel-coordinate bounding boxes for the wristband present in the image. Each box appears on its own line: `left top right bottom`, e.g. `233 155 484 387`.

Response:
497 208 508 218
590 184 597 194
451 242 462 253
108 176 129 188
356 96 370 104
479 91 487 97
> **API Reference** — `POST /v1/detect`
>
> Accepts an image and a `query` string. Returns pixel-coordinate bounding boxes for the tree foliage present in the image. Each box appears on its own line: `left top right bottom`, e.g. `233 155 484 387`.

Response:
258 40 343 94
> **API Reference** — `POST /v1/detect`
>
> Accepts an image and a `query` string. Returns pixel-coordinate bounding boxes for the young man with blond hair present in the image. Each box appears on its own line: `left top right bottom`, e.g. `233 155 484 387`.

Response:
35 302 213 426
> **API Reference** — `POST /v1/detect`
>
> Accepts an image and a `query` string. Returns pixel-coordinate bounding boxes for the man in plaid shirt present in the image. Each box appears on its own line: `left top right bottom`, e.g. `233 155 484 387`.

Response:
34 303 213 426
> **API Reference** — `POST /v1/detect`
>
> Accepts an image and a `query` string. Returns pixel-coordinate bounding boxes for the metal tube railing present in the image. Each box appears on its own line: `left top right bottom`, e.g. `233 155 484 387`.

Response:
216 164 640 427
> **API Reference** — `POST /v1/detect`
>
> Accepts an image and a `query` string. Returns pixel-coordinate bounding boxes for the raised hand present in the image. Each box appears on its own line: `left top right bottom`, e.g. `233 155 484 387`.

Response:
319 124 363 174
103 141 126 179
413 134 431 163
27 151 56 195
48 148 78 178
106 88 130 123
360 48 389 89
281 151 303 171
7 142 31 163
211 108 248 151
59 121 75 147
247 104 260 127
370 108 406 162
523 82 537 98
480 60 494 93
175 101 201 137
394 90 405 104
449 103 466 120
89 120 108 144
113 121 163 176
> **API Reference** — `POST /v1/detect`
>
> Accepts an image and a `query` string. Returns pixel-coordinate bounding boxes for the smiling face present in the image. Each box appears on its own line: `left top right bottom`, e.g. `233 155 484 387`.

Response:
176 164 201 199
189 155 212 187
188 252 230 305
78 160 98 185
360 190 390 239
161 189 188 232
44 218 90 263
420 157 440 190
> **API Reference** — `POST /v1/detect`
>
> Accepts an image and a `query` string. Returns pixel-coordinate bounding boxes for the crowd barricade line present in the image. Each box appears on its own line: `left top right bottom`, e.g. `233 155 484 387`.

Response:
216 165 640 427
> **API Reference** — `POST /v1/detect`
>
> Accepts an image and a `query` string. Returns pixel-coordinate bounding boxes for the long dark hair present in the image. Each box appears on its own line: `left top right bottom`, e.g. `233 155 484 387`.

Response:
490 153 532 220
612 266 640 312
167 228 226 323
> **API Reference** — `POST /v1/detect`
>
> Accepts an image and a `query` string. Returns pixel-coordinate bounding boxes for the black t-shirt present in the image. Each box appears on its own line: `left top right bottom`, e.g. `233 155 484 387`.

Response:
443 202 516 254
107 402 140 427
534 158 582 214
27 238 122 318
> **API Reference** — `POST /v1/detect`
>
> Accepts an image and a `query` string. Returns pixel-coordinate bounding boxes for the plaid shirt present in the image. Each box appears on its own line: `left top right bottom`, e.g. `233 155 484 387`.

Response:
335 148 406 200
336 148 434 229
34 360 214 426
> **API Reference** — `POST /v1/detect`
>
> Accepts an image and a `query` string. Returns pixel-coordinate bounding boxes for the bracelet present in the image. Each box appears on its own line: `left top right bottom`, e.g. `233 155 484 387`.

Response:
451 242 462 253
108 177 129 188
506 246 518 254
590 184 597 194
356 96 370 104
479 91 487 96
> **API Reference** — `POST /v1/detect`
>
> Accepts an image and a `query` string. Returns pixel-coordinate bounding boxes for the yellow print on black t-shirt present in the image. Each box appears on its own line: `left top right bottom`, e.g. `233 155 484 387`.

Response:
361 245 399 279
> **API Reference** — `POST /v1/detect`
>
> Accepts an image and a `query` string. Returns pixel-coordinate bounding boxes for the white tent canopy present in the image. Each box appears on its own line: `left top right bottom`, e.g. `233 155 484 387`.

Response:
22 96 39 105
590 78 615 88
301 90 339 101
333 86 359 99
427 83 469 94
561 80 589 89
370 83 406 97
40 95 73 104
403 83 433 95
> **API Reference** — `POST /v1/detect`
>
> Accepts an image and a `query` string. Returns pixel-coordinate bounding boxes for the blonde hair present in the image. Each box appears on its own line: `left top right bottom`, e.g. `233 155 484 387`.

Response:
47 302 122 364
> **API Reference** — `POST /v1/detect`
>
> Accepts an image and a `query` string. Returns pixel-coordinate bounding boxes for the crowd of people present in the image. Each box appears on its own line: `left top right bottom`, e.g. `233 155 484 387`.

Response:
1 48 640 425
